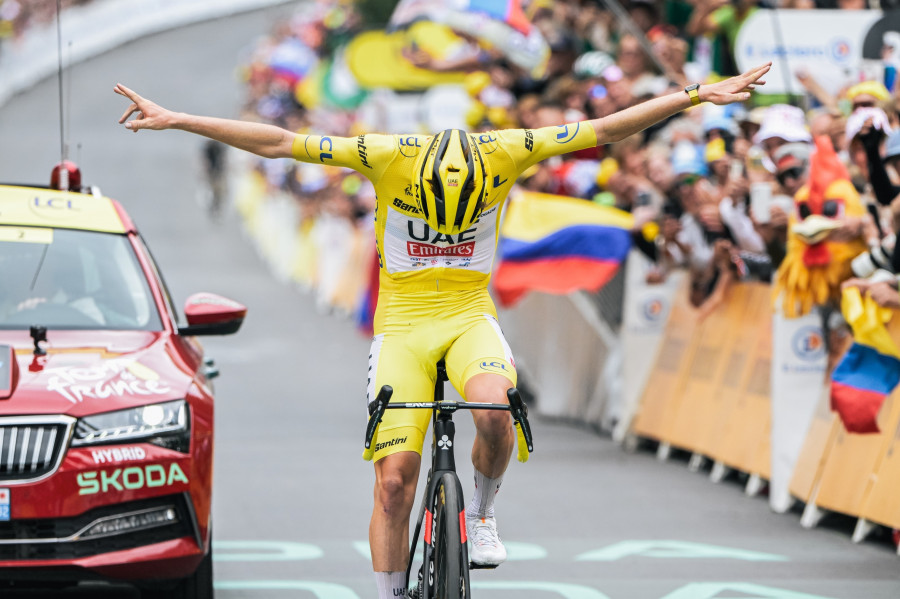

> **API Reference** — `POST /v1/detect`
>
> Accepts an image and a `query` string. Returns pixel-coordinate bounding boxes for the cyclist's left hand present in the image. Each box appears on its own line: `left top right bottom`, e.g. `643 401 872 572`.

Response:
114 84 176 132
700 62 771 105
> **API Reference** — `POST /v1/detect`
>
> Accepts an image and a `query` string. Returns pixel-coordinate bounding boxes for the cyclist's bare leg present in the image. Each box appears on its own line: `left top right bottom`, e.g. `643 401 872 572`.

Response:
465 373 515 478
370 450 421 571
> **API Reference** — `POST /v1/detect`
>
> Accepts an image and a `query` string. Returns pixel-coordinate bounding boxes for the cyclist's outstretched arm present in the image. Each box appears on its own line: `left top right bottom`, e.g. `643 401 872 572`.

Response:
115 84 296 159
590 62 771 145
115 83 393 175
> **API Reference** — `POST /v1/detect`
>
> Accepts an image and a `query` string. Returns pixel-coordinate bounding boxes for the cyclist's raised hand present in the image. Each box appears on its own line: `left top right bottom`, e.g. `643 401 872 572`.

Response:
115 84 175 132
700 62 771 105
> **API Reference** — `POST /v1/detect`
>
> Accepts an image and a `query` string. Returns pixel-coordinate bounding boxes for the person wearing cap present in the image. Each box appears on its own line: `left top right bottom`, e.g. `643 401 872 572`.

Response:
773 142 812 198
754 104 812 162
756 143 812 268
661 142 721 274
845 80 892 113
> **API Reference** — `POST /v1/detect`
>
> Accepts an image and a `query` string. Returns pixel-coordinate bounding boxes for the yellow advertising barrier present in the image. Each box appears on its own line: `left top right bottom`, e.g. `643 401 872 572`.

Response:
667 283 752 454
631 281 773 478
860 398 900 529
631 276 700 442
792 317 900 521
813 390 900 518
708 283 772 477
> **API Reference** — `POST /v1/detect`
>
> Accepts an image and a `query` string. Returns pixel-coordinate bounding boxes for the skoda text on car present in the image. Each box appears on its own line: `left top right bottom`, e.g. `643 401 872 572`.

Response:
0 167 245 597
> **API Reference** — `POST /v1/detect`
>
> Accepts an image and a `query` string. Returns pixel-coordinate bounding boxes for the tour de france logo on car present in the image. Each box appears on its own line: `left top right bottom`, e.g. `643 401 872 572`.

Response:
791 325 826 361
0 488 9 521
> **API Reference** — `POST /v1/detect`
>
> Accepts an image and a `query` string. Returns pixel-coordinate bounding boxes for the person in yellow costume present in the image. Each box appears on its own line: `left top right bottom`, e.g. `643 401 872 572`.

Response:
774 135 869 318
114 61 770 599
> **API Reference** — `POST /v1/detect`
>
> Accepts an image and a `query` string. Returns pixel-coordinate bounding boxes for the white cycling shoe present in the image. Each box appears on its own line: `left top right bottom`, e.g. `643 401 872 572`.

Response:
466 516 507 566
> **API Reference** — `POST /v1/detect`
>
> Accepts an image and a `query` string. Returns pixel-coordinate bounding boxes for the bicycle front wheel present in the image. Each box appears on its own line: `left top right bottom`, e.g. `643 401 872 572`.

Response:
427 472 470 599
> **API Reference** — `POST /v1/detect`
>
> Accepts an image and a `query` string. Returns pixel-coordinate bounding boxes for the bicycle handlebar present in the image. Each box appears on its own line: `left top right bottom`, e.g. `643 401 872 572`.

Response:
363 385 534 462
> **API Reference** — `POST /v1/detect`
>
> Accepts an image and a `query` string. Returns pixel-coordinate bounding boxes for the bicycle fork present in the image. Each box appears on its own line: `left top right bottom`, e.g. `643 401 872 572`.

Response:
408 412 466 596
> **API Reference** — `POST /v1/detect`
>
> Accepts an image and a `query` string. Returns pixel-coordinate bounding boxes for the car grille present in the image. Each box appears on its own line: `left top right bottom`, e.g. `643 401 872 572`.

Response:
0 416 74 483
0 494 193 560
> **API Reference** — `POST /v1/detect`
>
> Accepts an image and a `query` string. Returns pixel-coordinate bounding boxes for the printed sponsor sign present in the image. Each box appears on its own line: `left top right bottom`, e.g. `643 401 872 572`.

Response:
735 9 881 95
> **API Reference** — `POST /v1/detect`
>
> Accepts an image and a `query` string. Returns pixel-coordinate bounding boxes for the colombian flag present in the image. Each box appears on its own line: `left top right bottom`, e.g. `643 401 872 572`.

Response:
830 286 900 433
493 192 633 307
356 248 380 336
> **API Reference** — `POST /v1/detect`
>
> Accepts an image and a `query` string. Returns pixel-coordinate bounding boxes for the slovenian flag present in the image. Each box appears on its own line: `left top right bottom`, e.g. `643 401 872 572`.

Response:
830 286 900 433
493 192 634 307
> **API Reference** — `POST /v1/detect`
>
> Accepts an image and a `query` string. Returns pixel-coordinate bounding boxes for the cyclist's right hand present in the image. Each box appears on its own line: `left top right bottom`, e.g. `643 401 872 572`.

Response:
115 84 175 132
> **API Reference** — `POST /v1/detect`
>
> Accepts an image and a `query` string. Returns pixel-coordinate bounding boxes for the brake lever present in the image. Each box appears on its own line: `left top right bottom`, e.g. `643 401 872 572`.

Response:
365 385 393 449
507 388 533 453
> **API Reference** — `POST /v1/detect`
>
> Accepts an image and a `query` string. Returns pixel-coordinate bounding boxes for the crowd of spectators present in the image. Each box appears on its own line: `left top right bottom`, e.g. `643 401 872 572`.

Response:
0 0 92 47
233 0 900 315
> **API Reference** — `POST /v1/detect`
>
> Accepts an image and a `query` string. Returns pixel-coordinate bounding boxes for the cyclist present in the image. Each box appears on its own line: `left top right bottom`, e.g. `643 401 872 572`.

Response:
114 61 769 598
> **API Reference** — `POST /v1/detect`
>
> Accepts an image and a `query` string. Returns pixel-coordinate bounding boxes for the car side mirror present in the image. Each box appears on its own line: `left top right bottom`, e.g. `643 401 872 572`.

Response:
178 293 247 336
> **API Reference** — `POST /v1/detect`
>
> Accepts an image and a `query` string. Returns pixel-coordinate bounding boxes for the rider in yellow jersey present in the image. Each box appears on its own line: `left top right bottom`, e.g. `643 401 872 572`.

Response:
114 61 769 598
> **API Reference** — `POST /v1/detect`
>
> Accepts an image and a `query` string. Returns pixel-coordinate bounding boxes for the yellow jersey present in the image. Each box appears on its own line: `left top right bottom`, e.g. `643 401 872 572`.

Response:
291 124 598 293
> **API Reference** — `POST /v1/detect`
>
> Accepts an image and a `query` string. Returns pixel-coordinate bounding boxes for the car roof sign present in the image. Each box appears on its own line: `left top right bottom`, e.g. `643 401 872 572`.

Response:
0 185 127 234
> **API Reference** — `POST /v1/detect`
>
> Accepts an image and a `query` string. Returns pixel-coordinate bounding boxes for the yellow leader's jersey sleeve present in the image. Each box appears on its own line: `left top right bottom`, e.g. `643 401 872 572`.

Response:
493 122 598 174
291 133 395 181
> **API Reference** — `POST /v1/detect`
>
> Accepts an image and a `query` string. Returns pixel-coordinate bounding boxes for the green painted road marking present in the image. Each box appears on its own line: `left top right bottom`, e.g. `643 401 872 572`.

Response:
215 580 359 597
215 580 608 598
213 579 843 599
352 540 370 559
353 540 548 560
660 582 838 599
472 581 611 598
576 541 788 562
214 540 323 562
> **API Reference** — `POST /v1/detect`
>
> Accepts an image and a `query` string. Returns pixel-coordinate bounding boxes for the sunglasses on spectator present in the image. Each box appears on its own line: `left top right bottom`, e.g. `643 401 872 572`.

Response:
776 167 804 186
852 99 877 110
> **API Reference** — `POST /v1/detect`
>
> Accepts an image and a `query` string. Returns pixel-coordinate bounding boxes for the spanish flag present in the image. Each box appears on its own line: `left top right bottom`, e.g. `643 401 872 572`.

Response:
830 286 900 433
493 192 633 307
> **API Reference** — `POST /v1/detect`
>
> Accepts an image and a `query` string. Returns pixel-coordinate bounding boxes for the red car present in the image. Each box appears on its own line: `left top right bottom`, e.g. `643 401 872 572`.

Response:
0 167 245 597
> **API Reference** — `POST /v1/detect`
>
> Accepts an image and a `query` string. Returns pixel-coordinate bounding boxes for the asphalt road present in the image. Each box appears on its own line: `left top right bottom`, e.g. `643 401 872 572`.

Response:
1 5 899 598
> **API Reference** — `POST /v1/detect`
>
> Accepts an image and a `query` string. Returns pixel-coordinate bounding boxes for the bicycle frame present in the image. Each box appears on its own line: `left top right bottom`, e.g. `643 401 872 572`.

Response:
364 361 533 597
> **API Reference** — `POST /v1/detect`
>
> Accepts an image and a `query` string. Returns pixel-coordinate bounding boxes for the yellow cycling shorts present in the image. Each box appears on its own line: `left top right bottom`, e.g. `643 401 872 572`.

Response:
366 287 517 462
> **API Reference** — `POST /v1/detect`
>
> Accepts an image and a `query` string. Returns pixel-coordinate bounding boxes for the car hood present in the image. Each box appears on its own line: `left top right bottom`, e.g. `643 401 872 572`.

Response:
1 331 196 417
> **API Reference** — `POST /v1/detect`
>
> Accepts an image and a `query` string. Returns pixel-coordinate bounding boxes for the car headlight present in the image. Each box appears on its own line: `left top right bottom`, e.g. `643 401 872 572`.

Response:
72 400 190 453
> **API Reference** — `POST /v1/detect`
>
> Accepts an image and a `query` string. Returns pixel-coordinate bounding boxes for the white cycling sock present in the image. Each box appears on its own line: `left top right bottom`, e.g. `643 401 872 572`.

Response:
375 571 406 598
466 469 502 519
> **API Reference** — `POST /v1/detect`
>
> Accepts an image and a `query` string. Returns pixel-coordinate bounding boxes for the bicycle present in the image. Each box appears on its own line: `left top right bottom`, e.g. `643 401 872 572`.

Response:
364 360 534 599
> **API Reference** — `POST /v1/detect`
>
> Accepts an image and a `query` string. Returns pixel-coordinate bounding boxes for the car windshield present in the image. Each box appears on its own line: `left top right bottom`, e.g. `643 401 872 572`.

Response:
0 226 162 330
